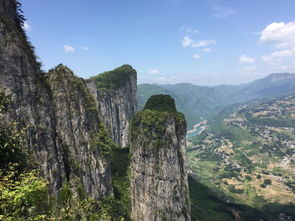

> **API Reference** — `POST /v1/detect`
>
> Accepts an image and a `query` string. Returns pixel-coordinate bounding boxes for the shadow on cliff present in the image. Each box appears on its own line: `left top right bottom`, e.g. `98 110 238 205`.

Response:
111 147 132 220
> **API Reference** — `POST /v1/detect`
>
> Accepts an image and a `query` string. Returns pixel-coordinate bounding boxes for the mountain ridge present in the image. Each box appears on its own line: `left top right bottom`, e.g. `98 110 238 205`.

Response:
138 73 295 129
0 2 191 220
141 72 295 88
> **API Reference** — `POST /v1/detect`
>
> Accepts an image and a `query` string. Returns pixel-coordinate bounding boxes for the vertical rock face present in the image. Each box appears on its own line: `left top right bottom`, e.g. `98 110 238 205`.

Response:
0 0 64 192
0 2 128 199
87 65 137 147
47 65 113 198
0 2 191 218
0 0 18 22
130 95 191 221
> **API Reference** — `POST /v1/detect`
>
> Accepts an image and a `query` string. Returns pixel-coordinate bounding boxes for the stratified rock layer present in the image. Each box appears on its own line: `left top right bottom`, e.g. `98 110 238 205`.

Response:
130 95 191 221
47 65 113 198
0 1 135 199
87 65 137 147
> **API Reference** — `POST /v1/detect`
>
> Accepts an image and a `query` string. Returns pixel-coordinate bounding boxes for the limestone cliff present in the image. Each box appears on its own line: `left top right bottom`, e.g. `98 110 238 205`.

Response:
0 1 125 199
0 0 67 193
130 95 191 220
0 1 190 219
87 65 137 147
47 64 113 198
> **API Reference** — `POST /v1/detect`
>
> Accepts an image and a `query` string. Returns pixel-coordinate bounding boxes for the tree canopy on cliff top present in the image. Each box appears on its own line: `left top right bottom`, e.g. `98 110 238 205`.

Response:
144 94 177 113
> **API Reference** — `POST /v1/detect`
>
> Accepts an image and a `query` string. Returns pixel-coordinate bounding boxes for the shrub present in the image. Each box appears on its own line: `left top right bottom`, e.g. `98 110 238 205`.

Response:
245 175 252 181
0 168 49 220
264 179 272 185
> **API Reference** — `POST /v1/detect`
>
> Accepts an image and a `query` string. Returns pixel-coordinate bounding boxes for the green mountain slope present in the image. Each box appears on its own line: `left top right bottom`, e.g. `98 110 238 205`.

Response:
138 73 295 130
137 84 170 110
188 94 295 220
138 83 232 129
231 73 295 102
189 175 268 221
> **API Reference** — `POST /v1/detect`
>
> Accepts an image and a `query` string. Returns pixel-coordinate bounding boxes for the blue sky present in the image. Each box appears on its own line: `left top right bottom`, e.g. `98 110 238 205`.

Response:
21 0 295 85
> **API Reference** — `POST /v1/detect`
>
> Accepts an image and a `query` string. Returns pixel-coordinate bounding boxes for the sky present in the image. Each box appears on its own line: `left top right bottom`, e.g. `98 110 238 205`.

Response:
20 0 295 86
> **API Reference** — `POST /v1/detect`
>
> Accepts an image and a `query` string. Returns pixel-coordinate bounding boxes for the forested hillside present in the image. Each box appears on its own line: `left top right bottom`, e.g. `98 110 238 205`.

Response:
138 73 295 129
188 95 295 220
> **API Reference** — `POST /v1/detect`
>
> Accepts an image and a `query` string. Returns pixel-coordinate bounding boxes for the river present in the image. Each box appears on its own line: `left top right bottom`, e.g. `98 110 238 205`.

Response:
186 120 208 138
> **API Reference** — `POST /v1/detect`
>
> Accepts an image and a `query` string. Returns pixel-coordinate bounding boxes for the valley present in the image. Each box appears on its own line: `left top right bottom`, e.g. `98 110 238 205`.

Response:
187 95 295 220
138 74 295 220
1 1 295 220
138 73 295 130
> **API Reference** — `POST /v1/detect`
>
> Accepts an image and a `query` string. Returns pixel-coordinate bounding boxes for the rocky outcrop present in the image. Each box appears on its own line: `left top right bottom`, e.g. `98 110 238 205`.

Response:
0 1 119 199
87 65 137 147
0 0 65 193
47 65 113 198
0 2 191 218
130 95 191 220
0 0 18 24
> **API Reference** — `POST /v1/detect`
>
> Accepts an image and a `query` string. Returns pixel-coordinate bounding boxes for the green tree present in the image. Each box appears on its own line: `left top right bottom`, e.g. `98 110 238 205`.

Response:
0 167 49 220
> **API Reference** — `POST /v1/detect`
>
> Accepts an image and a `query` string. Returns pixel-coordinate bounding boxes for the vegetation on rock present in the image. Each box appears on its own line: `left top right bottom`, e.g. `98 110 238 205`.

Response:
0 168 130 220
0 101 131 220
90 64 136 91
0 0 42 69
111 147 132 220
143 94 177 112
48 64 97 111
0 2 135 220
0 90 32 175
131 95 185 146
90 122 117 156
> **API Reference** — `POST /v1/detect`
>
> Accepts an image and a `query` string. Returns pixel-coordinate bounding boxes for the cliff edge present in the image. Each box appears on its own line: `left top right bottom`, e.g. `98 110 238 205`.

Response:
130 95 191 220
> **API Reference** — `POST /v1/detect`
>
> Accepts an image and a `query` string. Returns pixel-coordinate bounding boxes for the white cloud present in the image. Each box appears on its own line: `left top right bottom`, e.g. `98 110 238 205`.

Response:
181 36 193 47
179 26 198 33
193 54 201 59
259 20 295 64
63 45 75 53
181 36 216 48
192 40 216 48
260 20 295 49
82 47 89 50
148 69 160 74
22 21 31 31
241 24 295 76
239 55 255 64
271 47 295 57
203 48 212 52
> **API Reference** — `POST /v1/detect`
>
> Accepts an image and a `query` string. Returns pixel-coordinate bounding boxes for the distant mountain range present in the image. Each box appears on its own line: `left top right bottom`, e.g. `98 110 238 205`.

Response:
138 73 295 129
